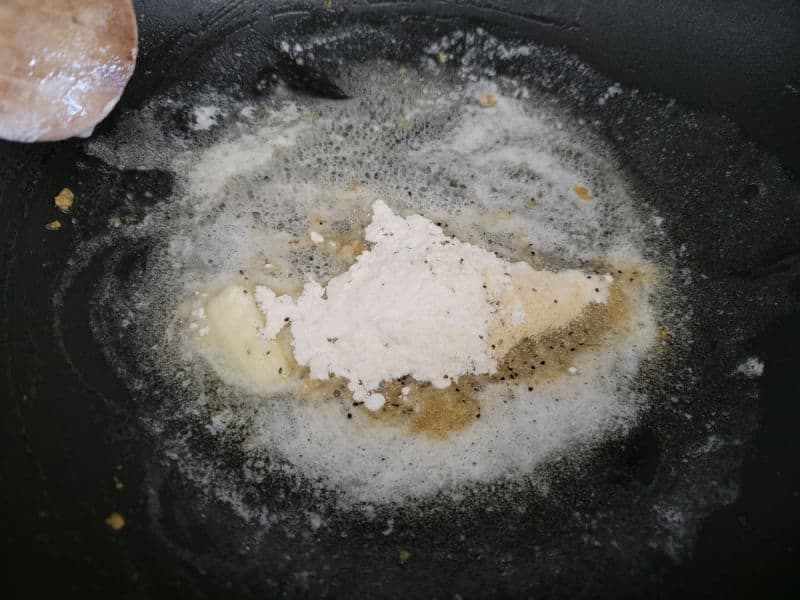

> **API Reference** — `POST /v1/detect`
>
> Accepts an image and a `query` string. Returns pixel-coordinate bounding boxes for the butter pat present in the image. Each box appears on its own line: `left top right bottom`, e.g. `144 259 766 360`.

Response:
199 286 295 394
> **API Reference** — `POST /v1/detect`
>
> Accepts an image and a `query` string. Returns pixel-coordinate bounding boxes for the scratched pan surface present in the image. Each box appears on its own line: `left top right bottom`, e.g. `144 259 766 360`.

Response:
1 1 799 598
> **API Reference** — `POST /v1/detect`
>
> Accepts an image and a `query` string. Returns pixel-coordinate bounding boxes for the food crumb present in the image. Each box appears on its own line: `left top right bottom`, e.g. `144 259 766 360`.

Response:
573 186 593 201
398 550 411 564
437 51 448 64
478 93 498 107
45 220 62 231
109 216 123 228
105 512 125 530
113 475 124 490
54 188 74 213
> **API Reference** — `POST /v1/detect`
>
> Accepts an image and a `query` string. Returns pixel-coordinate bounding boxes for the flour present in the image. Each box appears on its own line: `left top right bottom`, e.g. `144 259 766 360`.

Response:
256 201 611 409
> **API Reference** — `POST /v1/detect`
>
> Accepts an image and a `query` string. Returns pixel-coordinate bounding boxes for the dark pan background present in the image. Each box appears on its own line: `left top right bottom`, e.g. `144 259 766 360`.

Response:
1 1 799 598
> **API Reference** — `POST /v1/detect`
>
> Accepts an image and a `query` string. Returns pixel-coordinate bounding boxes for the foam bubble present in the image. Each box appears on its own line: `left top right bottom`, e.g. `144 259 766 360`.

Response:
191 105 224 131
735 357 764 378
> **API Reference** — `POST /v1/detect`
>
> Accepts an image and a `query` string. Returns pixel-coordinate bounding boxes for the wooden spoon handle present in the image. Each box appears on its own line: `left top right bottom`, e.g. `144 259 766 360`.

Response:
0 0 137 142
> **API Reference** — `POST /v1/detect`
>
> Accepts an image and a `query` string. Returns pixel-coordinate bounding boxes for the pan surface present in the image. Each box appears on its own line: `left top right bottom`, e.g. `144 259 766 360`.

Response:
1 1 799 598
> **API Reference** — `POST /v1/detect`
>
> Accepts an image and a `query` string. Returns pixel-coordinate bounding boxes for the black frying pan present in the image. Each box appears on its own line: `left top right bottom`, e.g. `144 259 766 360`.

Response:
2 1 799 598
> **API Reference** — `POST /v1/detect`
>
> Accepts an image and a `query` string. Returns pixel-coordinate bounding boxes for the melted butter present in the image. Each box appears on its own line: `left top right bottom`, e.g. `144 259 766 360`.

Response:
191 253 658 440
364 264 655 438
495 268 648 387
187 186 659 440
368 378 480 437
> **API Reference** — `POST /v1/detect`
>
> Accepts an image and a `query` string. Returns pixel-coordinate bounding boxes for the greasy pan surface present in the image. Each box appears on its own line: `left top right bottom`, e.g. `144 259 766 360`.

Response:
1 1 799 598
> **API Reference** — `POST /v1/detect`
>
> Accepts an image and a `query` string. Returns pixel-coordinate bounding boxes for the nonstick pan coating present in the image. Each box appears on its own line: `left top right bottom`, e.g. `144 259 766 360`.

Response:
1 2 799 598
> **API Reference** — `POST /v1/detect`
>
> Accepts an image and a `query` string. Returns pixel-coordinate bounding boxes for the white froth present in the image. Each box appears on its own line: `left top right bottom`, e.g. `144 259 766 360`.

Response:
246 335 652 502
85 59 664 505
413 91 625 262
191 105 224 131
735 357 764 378
184 109 309 200
597 83 623 106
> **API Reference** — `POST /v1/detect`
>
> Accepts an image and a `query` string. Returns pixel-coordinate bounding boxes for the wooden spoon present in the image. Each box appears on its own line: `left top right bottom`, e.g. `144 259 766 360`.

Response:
0 0 137 142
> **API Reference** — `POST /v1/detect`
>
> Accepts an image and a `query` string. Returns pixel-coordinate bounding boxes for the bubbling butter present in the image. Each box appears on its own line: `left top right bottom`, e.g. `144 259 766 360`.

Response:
190 286 297 395
85 56 669 503
255 200 612 409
